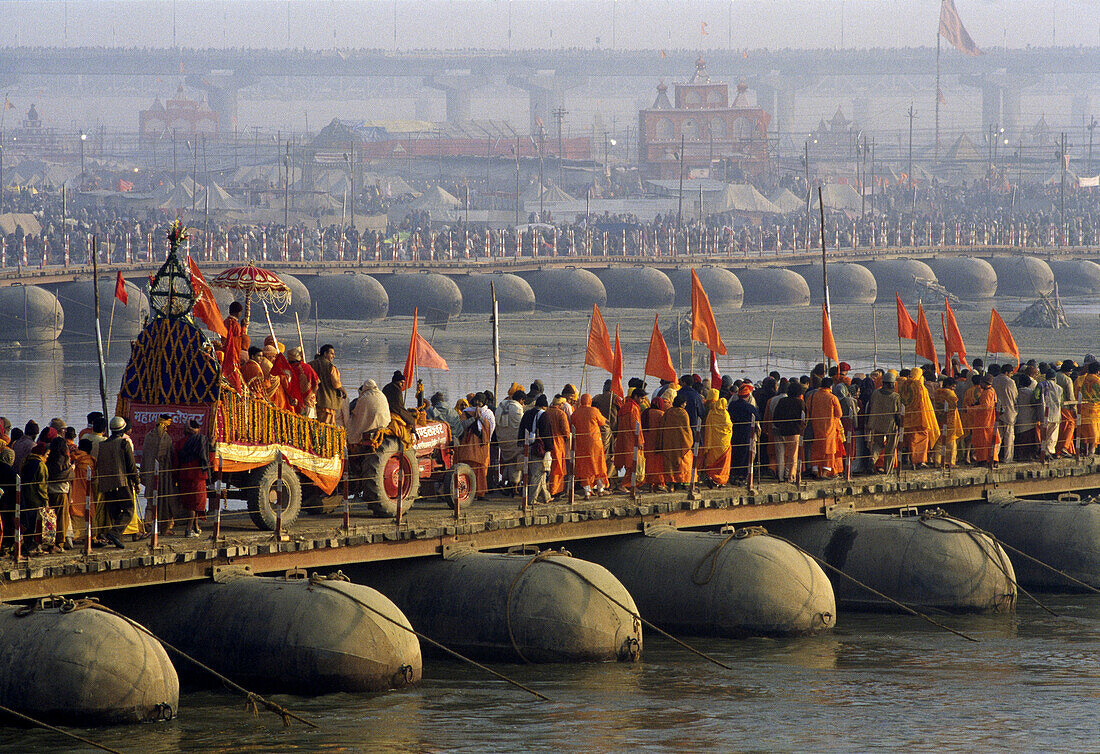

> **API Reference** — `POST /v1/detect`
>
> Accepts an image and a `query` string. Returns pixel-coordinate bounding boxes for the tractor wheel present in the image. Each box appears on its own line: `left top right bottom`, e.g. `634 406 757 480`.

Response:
363 438 421 517
245 460 302 530
447 462 477 511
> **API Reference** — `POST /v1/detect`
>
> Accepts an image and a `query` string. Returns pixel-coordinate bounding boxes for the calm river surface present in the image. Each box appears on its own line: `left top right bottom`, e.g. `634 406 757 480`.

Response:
1 308 1099 752
2 598 1098 752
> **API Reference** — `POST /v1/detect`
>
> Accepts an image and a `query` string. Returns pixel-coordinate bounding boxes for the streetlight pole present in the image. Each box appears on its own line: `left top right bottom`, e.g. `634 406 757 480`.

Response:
79 131 87 190
676 134 685 230
906 104 915 209
1089 116 1096 176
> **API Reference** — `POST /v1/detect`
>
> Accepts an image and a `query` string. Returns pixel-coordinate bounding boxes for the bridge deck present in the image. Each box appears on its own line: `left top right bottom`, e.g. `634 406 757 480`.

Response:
4 456 1097 601
0 246 1093 288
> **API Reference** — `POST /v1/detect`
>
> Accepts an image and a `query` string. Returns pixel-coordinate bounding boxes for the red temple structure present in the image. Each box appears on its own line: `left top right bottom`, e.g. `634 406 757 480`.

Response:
139 86 219 139
637 59 771 180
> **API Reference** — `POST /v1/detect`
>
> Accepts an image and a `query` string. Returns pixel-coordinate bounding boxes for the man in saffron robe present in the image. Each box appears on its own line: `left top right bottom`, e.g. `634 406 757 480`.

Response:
569 394 609 498
701 393 733 486
546 396 572 498
971 375 1000 465
641 397 667 491
659 394 694 488
900 367 941 468
1076 362 1100 455
932 376 964 468
808 377 844 478
1055 360 1077 457
613 388 645 491
286 347 319 417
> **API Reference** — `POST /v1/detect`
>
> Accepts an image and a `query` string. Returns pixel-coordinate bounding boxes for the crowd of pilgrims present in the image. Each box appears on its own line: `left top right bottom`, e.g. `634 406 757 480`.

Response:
4 176 1100 266
3 347 1100 555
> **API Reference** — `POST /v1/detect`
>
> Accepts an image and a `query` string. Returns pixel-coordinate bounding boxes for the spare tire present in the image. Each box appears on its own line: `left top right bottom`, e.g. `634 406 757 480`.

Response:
447 462 476 511
245 460 302 530
363 438 421 517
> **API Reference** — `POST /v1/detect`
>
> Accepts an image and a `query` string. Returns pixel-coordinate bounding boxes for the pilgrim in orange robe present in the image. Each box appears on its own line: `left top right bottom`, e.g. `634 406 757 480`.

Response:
569 394 608 492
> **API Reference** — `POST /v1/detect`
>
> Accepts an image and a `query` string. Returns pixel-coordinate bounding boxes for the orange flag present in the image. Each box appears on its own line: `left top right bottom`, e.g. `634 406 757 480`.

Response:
986 308 1019 364
644 314 677 383
584 303 615 372
821 304 839 365
690 269 727 355
611 325 624 398
415 331 448 372
915 301 940 375
186 256 227 338
403 307 419 386
941 313 954 378
944 298 969 369
896 292 917 340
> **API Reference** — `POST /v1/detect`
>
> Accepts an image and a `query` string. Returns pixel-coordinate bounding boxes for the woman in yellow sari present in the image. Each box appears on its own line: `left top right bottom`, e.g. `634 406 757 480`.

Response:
701 393 732 486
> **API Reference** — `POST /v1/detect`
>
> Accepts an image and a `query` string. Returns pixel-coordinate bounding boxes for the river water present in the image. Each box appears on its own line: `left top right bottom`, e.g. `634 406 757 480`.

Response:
2 307 1100 751
1 597 1098 752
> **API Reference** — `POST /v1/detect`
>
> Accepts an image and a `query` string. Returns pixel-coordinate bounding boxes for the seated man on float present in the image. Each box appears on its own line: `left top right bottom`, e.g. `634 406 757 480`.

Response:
381 371 420 447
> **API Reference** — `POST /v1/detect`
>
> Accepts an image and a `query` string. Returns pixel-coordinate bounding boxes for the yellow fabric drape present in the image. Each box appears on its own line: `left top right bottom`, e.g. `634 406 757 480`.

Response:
902 367 942 448
701 397 733 466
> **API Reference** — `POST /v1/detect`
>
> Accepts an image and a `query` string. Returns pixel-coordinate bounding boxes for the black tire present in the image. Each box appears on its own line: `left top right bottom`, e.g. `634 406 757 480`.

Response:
363 438 421 517
245 460 302 530
447 462 476 510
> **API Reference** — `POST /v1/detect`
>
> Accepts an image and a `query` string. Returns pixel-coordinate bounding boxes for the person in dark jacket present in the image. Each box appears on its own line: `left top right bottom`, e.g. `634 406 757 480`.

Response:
95 417 140 549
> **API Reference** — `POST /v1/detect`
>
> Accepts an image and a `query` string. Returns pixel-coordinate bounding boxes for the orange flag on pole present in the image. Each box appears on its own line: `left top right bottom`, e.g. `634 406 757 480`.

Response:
941 313 954 377
403 307 419 386
690 268 726 355
896 292 917 339
415 331 448 372
821 303 839 365
113 271 128 305
986 308 1019 365
915 301 940 375
644 314 677 383
186 255 227 338
611 325 624 398
584 303 615 372
944 298 969 369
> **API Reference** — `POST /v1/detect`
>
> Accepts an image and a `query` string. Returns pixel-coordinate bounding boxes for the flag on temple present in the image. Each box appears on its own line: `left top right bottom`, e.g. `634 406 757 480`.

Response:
690 268 726 355
644 314 677 383
821 303 839 365
186 256 227 338
113 271 128 305
584 303 615 372
987 308 1020 364
939 0 982 56
915 301 940 375
896 292 918 339
943 298 969 369
611 325 624 398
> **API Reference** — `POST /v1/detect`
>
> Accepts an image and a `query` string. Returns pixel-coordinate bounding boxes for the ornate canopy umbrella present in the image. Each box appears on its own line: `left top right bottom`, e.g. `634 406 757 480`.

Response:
210 261 291 326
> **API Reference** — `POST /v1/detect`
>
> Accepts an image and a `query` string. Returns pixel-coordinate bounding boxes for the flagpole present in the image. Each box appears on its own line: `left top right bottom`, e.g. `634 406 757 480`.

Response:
872 303 878 370
818 186 830 367
490 280 500 401
766 317 774 374
90 236 109 417
105 296 117 360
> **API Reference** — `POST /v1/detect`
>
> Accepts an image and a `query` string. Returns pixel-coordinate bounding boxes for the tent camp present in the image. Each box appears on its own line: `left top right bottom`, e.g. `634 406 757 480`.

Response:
770 188 805 214
710 183 781 214
811 183 862 212
0 213 43 237
409 184 461 210
522 182 575 203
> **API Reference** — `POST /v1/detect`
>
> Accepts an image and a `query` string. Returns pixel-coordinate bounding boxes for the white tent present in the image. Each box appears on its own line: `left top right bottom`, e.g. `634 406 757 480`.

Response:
409 184 461 210
770 188 805 214
711 183 781 214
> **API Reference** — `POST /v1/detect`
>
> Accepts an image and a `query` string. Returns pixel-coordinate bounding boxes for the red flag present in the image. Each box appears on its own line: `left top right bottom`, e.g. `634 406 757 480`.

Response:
709 350 721 389
644 314 677 383
944 298 969 369
584 303 615 372
822 303 839 365
186 256 227 338
415 331 449 372
986 308 1020 364
915 301 940 375
113 271 128 305
939 0 982 57
690 268 727 355
896 292 917 340
611 325 624 398
403 308 419 386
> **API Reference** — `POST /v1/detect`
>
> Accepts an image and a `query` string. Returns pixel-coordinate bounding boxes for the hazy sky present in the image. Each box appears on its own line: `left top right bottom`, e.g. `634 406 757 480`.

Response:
2 0 1098 50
